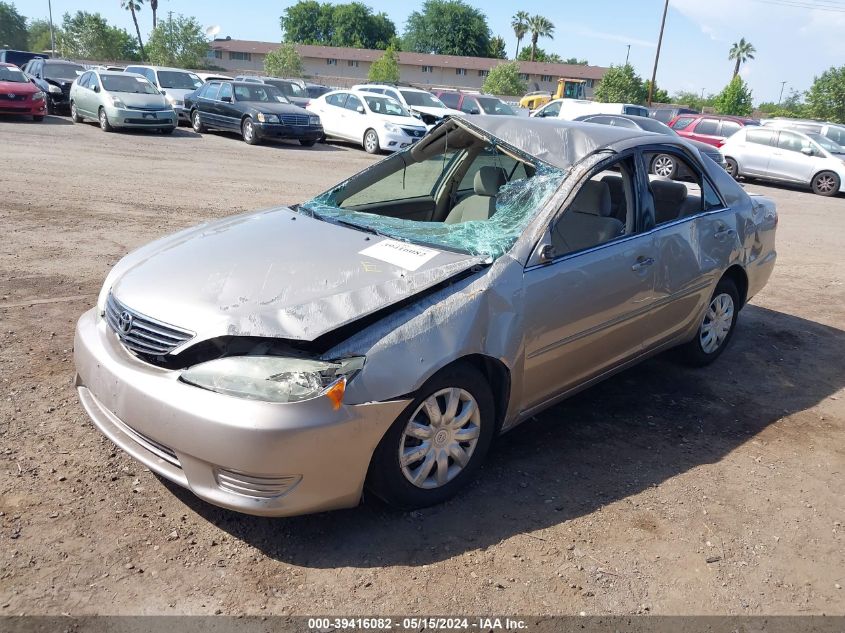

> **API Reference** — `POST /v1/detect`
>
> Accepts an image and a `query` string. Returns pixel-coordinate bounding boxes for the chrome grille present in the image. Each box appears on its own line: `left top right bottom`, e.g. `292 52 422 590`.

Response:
401 127 425 138
105 292 194 357
279 113 309 126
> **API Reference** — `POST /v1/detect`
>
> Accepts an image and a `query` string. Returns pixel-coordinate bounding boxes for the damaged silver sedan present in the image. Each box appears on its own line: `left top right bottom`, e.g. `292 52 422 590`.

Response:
74 116 778 516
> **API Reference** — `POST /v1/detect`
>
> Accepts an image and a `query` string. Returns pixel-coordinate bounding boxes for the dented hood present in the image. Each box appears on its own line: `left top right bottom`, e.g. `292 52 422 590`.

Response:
109 207 483 343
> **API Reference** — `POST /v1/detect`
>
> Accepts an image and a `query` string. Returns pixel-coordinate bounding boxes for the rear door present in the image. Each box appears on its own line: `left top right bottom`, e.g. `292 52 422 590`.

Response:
317 92 348 138
215 82 238 130
767 130 819 183
342 93 367 142
687 118 723 146
734 127 777 176
198 82 220 127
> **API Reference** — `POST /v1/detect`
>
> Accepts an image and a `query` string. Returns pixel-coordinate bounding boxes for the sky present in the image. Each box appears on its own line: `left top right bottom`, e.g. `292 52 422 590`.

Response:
22 0 845 104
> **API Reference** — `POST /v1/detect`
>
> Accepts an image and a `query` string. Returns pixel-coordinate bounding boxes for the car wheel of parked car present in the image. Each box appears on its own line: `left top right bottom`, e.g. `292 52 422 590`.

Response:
160 126 175 135
241 117 259 145
46 100 54 115
98 108 113 132
811 171 840 197
724 157 740 180
363 128 380 154
70 102 82 123
33 115 44 122
300 139 316 147
679 277 739 366
191 110 206 133
367 363 495 510
651 154 677 179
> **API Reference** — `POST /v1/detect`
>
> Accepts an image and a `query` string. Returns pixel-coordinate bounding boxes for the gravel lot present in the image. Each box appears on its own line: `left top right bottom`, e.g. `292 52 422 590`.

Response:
1 115 843 616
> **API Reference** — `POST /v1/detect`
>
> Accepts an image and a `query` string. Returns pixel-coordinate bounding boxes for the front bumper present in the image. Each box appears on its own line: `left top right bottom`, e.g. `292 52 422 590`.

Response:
47 91 70 111
379 130 424 152
254 122 323 141
106 106 177 129
0 97 46 116
73 308 409 516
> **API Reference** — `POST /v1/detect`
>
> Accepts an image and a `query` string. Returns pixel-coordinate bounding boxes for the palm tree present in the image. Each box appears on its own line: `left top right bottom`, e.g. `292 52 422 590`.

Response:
728 37 756 78
150 0 158 29
121 0 145 60
511 11 529 59
527 15 555 62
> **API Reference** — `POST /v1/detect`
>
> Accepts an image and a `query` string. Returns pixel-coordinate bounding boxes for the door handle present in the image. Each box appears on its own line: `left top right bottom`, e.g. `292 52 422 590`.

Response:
631 256 655 272
714 226 736 239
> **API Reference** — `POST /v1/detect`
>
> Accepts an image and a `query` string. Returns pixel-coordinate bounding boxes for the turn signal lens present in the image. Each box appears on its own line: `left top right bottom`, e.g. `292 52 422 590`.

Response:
324 378 346 410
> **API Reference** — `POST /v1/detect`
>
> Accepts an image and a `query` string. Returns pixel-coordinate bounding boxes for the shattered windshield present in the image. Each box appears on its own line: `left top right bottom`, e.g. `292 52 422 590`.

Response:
299 125 565 259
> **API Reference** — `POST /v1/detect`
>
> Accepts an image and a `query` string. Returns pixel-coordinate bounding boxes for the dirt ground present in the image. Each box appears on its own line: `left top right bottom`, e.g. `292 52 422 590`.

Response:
1 115 843 617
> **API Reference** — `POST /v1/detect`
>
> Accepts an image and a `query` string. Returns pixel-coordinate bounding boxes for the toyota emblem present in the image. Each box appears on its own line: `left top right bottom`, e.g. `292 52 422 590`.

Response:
8 94 15 99
117 311 134 334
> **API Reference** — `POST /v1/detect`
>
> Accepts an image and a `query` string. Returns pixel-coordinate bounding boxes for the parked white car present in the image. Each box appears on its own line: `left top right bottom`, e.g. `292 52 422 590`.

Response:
720 126 845 196
352 84 462 127
307 89 428 154
761 118 845 147
123 65 203 122
531 98 649 121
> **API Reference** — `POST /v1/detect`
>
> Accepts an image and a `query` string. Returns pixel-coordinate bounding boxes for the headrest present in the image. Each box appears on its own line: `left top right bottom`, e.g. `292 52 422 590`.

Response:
571 180 612 217
474 166 507 197
650 178 687 206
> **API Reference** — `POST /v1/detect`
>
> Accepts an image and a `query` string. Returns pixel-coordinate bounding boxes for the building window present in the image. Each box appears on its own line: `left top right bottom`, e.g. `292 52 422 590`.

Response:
421 65 433 73
456 68 467 76
585 79 594 88
326 58 337 66
347 60 359 67
228 51 251 61
519 73 529 80
207 49 223 59
541 74 552 82
478 70 489 77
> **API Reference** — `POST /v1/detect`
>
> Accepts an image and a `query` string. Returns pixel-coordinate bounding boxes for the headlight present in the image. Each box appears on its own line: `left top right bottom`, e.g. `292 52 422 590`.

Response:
48 84 62 94
383 122 400 133
256 112 278 123
32 91 45 101
181 356 365 406
309 115 320 126
112 96 125 108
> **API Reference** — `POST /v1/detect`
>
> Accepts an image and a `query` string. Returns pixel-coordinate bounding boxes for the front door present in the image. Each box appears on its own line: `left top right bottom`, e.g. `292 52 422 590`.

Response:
736 127 777 176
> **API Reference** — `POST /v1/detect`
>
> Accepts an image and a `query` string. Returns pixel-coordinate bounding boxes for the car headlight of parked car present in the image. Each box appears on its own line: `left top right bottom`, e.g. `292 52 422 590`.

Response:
112 96 126 108
48 84 62 94
383 122 400 133
180 355 365 406
309 115 320 126
256 112 279 123
33 91 45 101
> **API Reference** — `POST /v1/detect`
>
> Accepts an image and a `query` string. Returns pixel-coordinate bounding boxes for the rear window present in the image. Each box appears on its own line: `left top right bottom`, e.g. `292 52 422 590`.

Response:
671 116 695 130
694 119 720 135
720 120 741 137
157 71 202 90
438 92 460 109
746 128 776 146
623 105 649 117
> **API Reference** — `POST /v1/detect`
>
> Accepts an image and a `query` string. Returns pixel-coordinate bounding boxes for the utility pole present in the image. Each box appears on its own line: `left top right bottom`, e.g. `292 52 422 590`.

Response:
47 0 55 57
168 11 174 64
625 44 631 66
648 0 670 106
778 81 787 105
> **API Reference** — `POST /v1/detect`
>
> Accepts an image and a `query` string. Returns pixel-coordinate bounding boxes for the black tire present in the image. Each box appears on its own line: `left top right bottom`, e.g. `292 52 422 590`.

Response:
241 117 259 145
98 107 113 132
363 128 380 154
191 109 206 133
678 277 740 367
811 171 840 197
33 115 44 122
651 153 678 179
70 101 82 123
299 139 317 147
160 126 175 135
46 99 54 115
366 363 495 510
724 157 739 180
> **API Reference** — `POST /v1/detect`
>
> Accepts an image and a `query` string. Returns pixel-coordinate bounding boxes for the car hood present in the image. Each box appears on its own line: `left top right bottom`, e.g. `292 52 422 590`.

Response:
373 113 427 129
108 207 483 344
106 90 168 109
0 80 37 94
160 87 194 101
241 100 312 115
408 105 463 118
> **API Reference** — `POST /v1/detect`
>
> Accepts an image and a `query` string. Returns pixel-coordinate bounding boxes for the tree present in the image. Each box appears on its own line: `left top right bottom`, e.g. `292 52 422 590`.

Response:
121 0 145 60
482 61 526 96
488 35 507 59
264 43 304 77
805 65 845 124
0 2 28 50
713 76 753 116
758 89 806 118
27 19 54 53
58 11 139 61
511 11 529 59
150 0 158 29
367 45 400 83
644 80 670 104
672 90 715 111
728 37 755 79
563 57 588 65
146 14 208 68
526 15 554 62
517 47 562 64
594 64 647 104
403 0 491 58
280 1 396 50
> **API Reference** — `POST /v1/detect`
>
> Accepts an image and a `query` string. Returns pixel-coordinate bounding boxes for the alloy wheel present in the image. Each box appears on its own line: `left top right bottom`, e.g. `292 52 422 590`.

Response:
99 110 108 130
243 119 254 142
653 155 675 178
700 292 734 354
815 174 836 194
192 111 201 132
398 388 481 489
364 131 378 153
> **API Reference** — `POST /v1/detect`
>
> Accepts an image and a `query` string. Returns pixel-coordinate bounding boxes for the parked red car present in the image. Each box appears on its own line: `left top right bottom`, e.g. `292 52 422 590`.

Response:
0 62 46 121
667 113 759 147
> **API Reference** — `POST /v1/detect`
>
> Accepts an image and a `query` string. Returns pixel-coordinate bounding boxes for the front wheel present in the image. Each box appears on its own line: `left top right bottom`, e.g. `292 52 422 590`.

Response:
70 101 82 123
191 109 206 133
679 278 739 366
724 157 739 180
241 117 259 145
160 126 175 135
651 154 677 179
363 128 380 154
299 139 316 147
812 171 840 197
367 363 495 510
33 115 44 122
98 108 113 132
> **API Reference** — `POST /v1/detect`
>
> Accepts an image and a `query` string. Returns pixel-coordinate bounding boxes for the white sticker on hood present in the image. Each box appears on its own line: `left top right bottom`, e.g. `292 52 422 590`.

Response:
359 239 439 271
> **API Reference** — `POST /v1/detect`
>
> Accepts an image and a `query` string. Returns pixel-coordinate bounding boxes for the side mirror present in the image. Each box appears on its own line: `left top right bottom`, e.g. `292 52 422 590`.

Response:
469 108 480 115
538 243 556 263
160 90 166 95
356 105 365 114
800 146 814 156
93 85 100 93
221 96 232 102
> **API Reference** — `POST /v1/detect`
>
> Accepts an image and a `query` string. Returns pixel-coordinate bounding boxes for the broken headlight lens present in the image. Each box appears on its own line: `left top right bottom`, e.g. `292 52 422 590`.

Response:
180 356 364 404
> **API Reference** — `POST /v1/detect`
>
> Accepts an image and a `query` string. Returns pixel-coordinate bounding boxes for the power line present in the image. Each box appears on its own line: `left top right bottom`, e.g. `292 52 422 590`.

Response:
748 0 845 12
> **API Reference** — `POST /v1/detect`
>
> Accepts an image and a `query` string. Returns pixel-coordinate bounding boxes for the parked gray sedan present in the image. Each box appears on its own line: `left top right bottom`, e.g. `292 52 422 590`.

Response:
69 70 177 133
73 117 777 516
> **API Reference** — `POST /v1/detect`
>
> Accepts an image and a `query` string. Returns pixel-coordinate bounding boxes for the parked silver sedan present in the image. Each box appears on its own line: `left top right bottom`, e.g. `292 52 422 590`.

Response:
74 117 777 516
69 70 177 133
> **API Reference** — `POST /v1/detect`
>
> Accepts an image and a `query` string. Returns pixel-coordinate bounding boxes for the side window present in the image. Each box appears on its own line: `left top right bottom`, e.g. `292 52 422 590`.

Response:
326 93 347 107
642 149 723 226
537 101 561 118
439 92 460 109
78 71 90 87
218 83 233 101
460 97 477 114
87 73 100 90
144 69 157 85
344 94 362 111
694 119 720 135
720 120 741 137
386 89 400 102
746 128 776 146
551 157 636 257
671 116 694 130
777 131 810 153
204 83 220 100
825 127 845 145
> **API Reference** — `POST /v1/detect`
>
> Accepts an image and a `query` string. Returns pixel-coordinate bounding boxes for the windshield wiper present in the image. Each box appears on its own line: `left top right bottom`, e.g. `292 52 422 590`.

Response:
332 218 388 237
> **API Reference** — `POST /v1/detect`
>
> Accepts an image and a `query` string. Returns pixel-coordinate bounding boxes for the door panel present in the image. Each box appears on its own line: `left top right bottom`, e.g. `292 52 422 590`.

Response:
343 197 435 221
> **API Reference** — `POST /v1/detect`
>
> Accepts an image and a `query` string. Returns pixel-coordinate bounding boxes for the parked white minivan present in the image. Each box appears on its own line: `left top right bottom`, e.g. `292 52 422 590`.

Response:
531 98 649 121
123 65 203 123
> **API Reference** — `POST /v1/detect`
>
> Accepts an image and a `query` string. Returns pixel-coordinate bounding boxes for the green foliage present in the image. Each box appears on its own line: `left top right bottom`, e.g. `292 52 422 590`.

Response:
27 19 53 53
563 57 588 65
728 37 755 79
645 80 670 104
516 47 561 63
403 0 491 57
367 44 400 83
120 0 145 59
488 35 507 60
671 90 715 111
526 15 554 62
713 76 754 116
281 1 396 49
146 14 208 68
0 1 28 50
482 61 526 96
594 64 646 104
264 43 304 78
805 65 845 124
757 89 806 118
511 11 529 59
58 11 138 61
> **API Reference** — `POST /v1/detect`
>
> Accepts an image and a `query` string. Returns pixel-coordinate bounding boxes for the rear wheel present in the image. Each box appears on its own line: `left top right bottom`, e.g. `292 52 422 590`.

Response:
651 153 678 179
98 107 113 132
812 171 840 197
299 139 316 147
191 109 206 133
724 157 739 180
241 117 259 145
363 128 380 154
679 278 739 366
70 101 82 123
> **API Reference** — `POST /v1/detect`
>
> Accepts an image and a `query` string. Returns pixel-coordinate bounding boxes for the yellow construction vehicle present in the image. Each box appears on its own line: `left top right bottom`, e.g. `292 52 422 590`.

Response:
519 78 587 110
